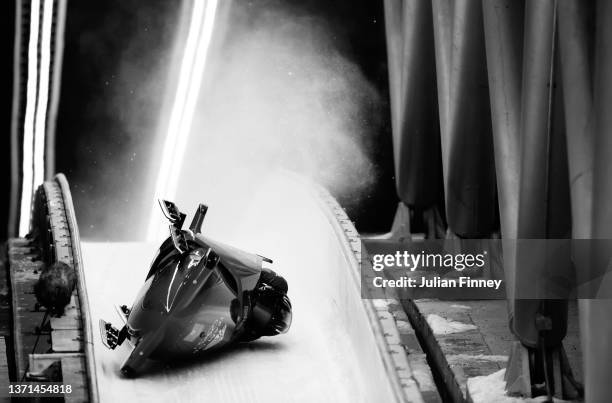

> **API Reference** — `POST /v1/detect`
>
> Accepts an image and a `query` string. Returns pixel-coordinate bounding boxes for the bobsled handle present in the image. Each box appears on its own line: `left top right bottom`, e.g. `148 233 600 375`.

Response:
159 200 188 253
257 254 273 264
159 199 186 229
189 203 208 234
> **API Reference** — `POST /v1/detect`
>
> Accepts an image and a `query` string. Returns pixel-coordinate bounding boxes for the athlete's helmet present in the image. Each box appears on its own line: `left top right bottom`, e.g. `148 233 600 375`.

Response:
250 284 292 336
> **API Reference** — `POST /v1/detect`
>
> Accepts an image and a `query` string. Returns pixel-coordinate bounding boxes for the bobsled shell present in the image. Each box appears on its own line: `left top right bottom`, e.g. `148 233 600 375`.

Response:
194 234 262 293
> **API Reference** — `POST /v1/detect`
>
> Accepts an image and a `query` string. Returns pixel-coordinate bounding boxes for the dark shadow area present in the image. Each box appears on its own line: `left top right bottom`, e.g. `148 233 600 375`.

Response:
132 339 287 378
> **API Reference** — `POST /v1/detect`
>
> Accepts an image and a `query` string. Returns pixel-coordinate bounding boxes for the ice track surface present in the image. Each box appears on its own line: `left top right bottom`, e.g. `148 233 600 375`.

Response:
82 173 397 403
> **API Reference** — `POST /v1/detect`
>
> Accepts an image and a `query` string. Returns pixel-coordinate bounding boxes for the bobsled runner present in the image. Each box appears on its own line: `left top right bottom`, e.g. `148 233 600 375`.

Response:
100 200 292 377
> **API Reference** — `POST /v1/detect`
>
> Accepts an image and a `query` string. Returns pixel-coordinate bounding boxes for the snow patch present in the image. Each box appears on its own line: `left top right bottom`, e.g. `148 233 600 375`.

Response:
426 314 477 335
448 354 507 363
468 369 521 403
468 369 573 403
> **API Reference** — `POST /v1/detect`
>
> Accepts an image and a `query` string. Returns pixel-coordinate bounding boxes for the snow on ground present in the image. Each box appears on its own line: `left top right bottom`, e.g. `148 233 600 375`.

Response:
468 369 572 403
426 314 477 335
450 304 471 309
447 354 507 363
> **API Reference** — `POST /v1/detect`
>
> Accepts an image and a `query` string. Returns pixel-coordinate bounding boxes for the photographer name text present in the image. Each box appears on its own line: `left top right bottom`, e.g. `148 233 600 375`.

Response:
372 276 503 290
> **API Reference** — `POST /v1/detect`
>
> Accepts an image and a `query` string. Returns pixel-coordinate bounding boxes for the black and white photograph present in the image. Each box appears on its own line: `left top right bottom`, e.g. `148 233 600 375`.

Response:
1 0 612 402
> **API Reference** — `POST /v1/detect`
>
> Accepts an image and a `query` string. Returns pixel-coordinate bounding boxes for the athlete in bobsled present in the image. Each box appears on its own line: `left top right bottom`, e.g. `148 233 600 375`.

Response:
99 200 292 377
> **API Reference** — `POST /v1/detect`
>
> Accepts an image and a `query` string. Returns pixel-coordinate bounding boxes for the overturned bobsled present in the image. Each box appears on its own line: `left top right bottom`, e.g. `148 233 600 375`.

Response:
100 200 292 377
